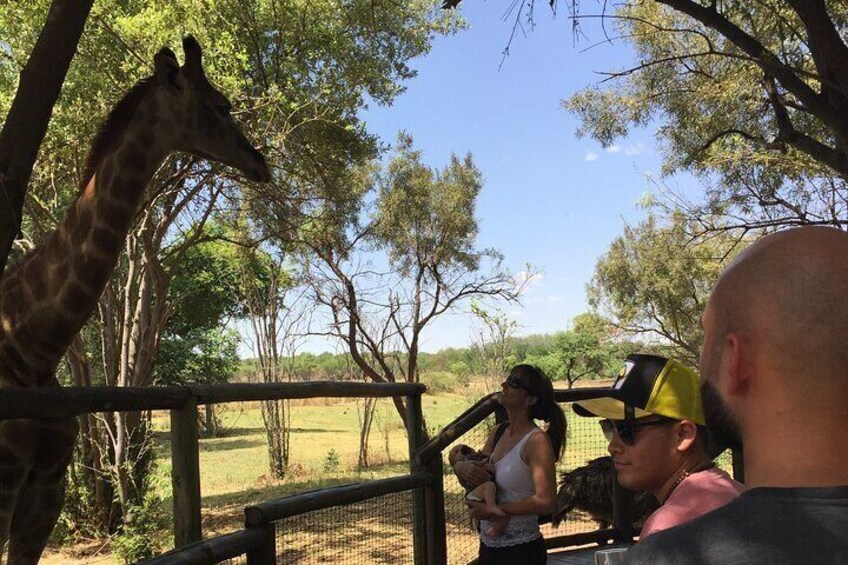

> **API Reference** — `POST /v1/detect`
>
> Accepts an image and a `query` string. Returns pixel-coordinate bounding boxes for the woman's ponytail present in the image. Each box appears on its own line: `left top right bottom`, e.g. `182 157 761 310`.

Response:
544 401 567 461
520 364 568 462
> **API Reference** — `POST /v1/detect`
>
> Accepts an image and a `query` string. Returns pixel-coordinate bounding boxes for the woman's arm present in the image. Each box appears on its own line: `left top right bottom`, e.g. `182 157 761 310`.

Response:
468 431 556 518
452 424 500 488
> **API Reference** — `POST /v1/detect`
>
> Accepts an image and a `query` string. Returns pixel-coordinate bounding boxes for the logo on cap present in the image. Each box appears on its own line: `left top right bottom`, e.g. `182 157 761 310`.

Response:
613 360 635 390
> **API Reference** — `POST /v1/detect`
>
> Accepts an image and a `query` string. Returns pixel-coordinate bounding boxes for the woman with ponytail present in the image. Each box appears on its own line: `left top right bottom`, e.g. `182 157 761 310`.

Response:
452 364 567 564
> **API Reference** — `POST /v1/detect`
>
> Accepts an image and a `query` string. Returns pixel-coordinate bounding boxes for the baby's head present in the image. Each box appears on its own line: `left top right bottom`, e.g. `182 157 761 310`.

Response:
449 443 476 462
450 443 490 463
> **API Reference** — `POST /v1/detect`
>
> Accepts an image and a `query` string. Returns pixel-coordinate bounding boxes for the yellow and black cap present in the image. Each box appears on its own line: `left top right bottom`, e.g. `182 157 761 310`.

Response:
572 354 705 425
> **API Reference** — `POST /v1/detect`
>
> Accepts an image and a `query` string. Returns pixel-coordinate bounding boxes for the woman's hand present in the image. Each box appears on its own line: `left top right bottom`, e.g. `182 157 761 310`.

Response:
465 499 497 520
453 460 491 489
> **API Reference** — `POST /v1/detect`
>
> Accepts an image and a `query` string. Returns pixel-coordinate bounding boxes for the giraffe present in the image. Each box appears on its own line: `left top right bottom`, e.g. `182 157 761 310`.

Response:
0 36 269 564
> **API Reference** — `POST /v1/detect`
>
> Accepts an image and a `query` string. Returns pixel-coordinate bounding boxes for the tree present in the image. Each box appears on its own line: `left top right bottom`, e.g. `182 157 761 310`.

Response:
519 313 622 387
158 328 240 437
563 0 848 232
2 0 460 540
296 134 530 427
554 313 620 388
589 213 743 365
470 303 519 392
235 237 311 480
442 1 848 232
157 231 245 436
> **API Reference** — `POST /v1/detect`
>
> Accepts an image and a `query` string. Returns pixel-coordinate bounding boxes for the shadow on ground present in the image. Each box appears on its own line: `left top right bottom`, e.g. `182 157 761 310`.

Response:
199 437 267 452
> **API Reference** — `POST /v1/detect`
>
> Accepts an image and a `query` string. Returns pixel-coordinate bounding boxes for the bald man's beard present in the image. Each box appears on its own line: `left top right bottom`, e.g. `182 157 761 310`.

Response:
701 379 743 453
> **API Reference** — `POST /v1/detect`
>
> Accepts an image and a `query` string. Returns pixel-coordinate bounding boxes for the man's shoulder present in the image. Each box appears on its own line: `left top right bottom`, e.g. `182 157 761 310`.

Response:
704 465 744 487
626 488 848 564
675 467 743 498
627 497 743 562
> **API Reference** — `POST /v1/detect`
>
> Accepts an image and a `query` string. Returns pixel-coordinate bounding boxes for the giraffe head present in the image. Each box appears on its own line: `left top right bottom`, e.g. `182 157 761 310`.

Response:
152 36 271 182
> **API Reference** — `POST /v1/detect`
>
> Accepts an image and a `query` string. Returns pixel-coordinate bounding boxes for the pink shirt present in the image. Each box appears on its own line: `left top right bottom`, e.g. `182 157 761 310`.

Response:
640 467 745 539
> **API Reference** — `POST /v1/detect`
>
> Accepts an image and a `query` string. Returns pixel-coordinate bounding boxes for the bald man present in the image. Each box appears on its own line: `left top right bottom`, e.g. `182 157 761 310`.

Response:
626 226 848 564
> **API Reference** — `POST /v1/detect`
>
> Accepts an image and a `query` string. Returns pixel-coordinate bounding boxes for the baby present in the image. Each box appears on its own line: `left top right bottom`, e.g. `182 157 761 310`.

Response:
449 443 510 536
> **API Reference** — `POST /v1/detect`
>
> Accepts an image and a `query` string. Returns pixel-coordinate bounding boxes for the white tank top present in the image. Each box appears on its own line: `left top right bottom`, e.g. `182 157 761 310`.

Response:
480 427 543 547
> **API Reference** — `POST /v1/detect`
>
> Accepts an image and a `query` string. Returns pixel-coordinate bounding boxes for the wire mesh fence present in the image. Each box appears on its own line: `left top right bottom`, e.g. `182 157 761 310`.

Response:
218 557 247 565
442 420 492 564
438 400 742 565
549 410 616 536
272 490 418 564
149 391 740 565
441 405 614 564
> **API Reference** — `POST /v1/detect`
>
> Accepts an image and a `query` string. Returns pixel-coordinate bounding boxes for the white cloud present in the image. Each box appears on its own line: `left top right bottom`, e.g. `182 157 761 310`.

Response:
624 143 645 156
584 151 599 162
606 145 621 154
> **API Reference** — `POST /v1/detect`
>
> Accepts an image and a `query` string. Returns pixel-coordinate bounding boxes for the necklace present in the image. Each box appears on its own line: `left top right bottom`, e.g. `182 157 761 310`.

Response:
660 461 716 504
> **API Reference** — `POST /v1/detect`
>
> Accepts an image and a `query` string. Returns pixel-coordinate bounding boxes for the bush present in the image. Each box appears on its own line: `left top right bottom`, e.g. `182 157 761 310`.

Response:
323 448 341 474
53 470 99 543
421 371 459 393
111 494 170 564
448 361 472 387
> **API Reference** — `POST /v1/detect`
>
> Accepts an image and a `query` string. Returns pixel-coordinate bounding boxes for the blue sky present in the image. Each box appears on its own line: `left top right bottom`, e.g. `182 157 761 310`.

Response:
347 2 678 353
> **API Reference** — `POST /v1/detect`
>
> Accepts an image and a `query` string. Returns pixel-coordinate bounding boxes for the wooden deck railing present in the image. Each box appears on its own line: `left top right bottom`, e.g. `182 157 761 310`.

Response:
2 383 741 564
0 381 426 554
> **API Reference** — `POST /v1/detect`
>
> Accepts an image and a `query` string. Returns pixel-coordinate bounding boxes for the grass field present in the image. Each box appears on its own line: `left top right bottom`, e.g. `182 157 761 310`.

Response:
40 382 650 564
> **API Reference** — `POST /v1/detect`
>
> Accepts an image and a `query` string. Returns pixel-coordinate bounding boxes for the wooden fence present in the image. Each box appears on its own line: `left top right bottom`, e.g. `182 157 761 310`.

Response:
0 381 431 562
0 384 739 564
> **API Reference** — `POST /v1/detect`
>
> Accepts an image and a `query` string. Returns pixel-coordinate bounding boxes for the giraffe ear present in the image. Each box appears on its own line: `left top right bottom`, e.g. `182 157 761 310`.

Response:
154 47 185 91
182 36 203 78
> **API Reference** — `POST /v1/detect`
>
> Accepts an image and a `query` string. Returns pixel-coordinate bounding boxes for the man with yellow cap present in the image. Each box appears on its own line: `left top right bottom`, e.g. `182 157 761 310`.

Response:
573 353 743 538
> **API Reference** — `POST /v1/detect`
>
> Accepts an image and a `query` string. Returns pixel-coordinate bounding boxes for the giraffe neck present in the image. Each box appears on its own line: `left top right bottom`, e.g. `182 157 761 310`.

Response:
0 95 174 386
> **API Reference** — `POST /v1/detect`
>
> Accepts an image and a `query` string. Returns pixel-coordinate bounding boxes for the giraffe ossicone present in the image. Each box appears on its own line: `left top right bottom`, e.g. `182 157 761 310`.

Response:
0 36 269 564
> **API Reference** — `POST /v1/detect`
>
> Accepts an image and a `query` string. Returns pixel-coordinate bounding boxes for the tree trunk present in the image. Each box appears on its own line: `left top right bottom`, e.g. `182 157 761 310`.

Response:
261 397 289 479
242 258 297 481
91 228 169 525
357 397 377 469
380 410 393 464
112 411 131 511
0 0 94 278
202 405 220 438
65 334 114 532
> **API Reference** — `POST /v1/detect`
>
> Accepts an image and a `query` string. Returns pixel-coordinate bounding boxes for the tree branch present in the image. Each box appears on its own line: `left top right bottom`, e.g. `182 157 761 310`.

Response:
655 0 848 153
785 0 848 110
762 73 848 177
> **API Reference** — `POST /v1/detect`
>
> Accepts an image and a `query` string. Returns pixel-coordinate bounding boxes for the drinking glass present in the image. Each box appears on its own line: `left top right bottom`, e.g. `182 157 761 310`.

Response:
594 547 629 565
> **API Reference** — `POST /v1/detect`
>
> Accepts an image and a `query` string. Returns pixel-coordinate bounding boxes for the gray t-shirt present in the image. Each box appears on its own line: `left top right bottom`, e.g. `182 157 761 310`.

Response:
625 486 848 564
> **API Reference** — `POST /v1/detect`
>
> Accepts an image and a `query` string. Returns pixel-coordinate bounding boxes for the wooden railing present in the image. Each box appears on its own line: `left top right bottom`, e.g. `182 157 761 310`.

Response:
2 384 741 564
0 381 427 555
416 388 643 551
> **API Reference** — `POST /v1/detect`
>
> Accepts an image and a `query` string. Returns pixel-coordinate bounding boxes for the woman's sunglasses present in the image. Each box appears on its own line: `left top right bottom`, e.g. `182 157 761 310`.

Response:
504 375 533 394
599 417 675 446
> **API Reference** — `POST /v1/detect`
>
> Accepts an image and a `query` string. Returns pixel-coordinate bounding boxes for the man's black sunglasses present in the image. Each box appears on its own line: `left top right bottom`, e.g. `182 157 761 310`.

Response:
505 375 533 394
599 417 675 446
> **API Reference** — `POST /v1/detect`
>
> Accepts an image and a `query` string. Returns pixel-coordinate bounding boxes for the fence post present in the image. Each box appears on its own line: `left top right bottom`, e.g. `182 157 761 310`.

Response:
407 392 428 565
170 396 202 547
611 472 635 544
246 523 277 565
423 454 447 565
